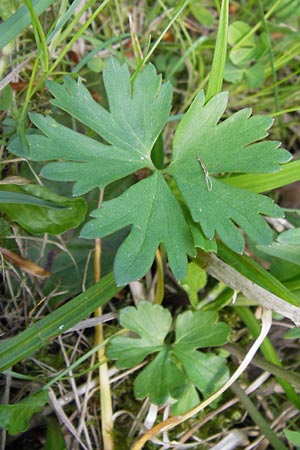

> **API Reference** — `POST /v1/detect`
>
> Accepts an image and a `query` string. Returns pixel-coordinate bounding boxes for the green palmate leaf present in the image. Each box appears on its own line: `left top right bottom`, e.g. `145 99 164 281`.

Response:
0 184 87 234
8 57 291 283
106 301 171 368
134 347 185 405
0 390 48 435
174 310 231 350
107 302 230 411
166 90 290 253
81 172 195 285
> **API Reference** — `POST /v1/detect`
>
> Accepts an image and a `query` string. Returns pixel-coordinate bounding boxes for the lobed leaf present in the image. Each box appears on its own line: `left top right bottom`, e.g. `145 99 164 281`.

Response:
166 90 290 253
174 310 231 350
106 301 172 368
81 172 195 285
0 390 48 435
46 58 172 154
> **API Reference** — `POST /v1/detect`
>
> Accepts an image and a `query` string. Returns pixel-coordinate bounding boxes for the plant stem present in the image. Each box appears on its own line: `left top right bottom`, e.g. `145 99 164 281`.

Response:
94 191 114 450
154 248 164 304
231 382 289 450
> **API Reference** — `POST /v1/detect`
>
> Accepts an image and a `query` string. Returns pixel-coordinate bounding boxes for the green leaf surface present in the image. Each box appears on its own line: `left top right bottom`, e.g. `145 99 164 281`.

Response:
173 349 229 397
284 327 300 339
277 228 300 244
81 172 195 285
44 417 67 450
284 430 300 446
0 390 48 435
174 310 231 350
228 21 255 47
106 301 171 368
223 159 300 193
8 57 290 283
167 90 289 253
107 302 229 407
171 383 200 415
47 58 172 153
0 0 55 48
0 184 87 234
0 273 120 372
217 242 299 305
0 190 66 208
134 347 185 404
258 243 300 266
179 261 207 308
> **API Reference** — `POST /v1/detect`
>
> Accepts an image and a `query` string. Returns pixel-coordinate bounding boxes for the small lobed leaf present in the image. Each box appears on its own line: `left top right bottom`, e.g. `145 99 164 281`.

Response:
81 172 195 285
106 301 172 368
0 390 48 435
179 261 207 308
174 310 231 350
107 302 230 407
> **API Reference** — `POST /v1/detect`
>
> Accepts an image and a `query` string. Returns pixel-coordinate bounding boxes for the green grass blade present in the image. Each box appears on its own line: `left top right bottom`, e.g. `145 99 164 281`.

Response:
206 0 229 101
0 0 56 49
217 242 299 306
222 159 300 193
0 192 66 208
0 273 120 372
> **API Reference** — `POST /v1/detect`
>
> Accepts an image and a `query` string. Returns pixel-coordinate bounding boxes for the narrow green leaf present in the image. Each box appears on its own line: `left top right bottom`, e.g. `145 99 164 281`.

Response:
0 273 120 372
0 390 48 435
222 159 300 193
0 191 66 208
217 242 299 306
0 0 55 48
206 0 229 100
0 184 87 234
258 243 300 266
